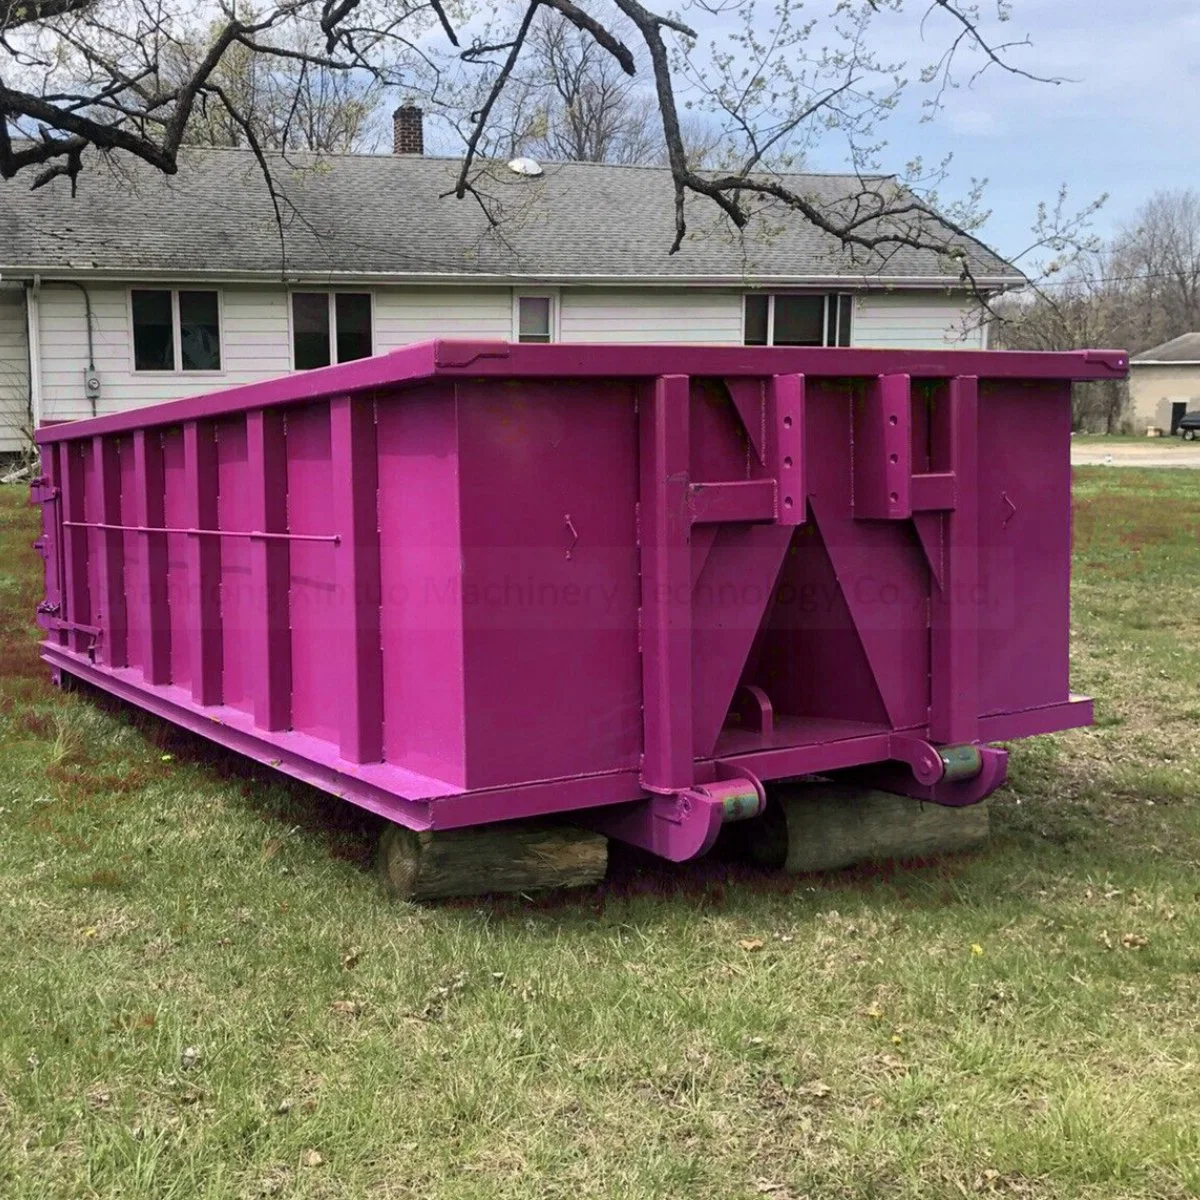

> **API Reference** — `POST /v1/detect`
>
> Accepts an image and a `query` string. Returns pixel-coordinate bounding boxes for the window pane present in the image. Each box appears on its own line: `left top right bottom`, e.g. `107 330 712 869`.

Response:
335 293 372 363
744 294 768 345
772 295 826 346
179 290 221 370
292 293 331 370
837 294 853 347
517 296 552 343
132 289 174 371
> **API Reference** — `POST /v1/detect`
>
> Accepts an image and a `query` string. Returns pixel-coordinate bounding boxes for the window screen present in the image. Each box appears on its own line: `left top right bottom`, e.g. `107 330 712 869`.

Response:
744 295 769 345
837 294 853 347
772 295 826 346
131 290 175 371
335 293 373 362
743 293 851 347
517 296 553 343
179 291 221 370
292 293 331 370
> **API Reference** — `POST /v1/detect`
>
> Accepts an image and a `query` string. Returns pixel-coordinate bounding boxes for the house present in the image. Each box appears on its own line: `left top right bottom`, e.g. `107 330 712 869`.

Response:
0 107 1021 454
1129 333 1200 434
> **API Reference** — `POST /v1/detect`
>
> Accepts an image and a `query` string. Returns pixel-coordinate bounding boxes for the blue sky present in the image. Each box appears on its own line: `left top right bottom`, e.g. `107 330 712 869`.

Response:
814 0 1200 263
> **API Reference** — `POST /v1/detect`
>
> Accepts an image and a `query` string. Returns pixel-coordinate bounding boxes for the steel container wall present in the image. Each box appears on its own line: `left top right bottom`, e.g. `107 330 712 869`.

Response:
31 340 1129 857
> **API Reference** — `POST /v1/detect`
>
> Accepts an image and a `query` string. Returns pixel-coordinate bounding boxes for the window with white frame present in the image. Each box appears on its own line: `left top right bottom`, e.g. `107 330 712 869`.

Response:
131 288 222 371
291 292 373 370
514 293 555 343
744 293 853 348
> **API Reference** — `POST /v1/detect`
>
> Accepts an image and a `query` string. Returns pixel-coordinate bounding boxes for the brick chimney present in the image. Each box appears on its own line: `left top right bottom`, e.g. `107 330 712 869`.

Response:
392 103 424 155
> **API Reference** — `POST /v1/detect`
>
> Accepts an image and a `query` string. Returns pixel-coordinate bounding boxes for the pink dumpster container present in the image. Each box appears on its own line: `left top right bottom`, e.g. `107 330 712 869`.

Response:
31 341 1128 862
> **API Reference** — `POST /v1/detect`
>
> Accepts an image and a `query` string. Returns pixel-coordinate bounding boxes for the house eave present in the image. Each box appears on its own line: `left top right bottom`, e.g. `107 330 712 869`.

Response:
0 265 1024 292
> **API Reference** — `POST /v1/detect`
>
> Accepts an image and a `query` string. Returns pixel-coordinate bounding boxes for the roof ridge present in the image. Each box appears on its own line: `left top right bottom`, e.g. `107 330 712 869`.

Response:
169 144 892 181
1 142 1019 283
1131 331 1200 360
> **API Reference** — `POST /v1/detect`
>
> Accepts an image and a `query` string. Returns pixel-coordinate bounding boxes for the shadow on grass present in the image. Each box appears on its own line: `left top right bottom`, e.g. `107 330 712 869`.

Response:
61 675 386 870
60 676 1018 925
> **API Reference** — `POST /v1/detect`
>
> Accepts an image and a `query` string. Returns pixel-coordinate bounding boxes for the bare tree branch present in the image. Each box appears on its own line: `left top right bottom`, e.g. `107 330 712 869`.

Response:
0 0 90 30
540 0 636 75
922 0 1061 87
1 0 1096 302
451 0 542 202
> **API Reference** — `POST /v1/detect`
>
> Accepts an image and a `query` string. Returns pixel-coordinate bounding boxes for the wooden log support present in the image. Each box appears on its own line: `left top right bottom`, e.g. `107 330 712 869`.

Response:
378 821 608 901
742 784 989 874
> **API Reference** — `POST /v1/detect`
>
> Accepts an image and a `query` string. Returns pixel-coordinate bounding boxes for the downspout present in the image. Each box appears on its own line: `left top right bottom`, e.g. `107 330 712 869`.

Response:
60 279 97 417
25 276 44 434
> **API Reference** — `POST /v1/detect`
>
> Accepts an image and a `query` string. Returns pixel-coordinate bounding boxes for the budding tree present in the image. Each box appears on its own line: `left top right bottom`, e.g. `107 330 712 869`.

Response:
456 8 721 167
1110 189 1200 349
994 250 1132 431
170 20 384 153
1 0 1091 276
993 188 1200 431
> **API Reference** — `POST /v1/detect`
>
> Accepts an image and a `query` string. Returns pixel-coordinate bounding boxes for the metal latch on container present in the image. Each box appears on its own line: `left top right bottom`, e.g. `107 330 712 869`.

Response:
30 477 60 504
43 615 102 644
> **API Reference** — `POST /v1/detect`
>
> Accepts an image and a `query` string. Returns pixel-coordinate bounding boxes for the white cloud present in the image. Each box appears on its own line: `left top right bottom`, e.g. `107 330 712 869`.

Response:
799 0 1200 256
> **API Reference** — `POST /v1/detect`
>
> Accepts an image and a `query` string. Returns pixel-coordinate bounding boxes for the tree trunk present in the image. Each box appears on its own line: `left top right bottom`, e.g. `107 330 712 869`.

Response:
741 785 989 874
378 821 608 901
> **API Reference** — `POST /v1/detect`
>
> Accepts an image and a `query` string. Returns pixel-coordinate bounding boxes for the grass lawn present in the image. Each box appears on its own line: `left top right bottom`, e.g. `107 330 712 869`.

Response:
1070 434 1187 447
1 470 1198 1199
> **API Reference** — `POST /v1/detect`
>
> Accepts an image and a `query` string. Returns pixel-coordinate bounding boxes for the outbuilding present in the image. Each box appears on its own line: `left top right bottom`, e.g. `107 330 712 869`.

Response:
1129 332 1200 434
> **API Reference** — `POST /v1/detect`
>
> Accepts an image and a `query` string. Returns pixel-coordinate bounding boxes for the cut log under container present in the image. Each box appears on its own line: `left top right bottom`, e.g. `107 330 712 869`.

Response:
30 340 1127 898
378 822 609 902
740 785 991 876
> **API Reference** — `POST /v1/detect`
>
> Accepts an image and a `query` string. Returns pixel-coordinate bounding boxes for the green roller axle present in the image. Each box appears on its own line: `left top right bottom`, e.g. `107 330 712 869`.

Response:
938 744 984 782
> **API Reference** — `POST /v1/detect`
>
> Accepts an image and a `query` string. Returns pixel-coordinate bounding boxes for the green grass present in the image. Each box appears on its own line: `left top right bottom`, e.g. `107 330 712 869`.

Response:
1 471 1199 1199
1070 433 1188 447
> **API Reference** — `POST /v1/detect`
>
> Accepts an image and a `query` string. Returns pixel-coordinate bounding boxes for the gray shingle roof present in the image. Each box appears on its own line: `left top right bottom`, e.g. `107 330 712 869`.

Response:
1131 332 1200 364
0 147 1019 286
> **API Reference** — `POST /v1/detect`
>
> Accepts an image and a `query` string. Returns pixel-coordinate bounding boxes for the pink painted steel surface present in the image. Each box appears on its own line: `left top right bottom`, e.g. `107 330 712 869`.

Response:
33 341 1128 861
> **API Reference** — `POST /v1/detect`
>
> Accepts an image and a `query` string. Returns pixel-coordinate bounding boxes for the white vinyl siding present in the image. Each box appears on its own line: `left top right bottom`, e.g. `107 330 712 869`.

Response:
34 282 512 425
850 291 983 349
557 288 980 348
374 288 511 348
37 283 291 423
28 280 986 431
559 288 744 343
0 286 30 453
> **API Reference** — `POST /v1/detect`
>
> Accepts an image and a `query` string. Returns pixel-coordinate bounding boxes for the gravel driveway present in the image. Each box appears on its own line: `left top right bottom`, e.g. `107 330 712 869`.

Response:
1071 440 1200 468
